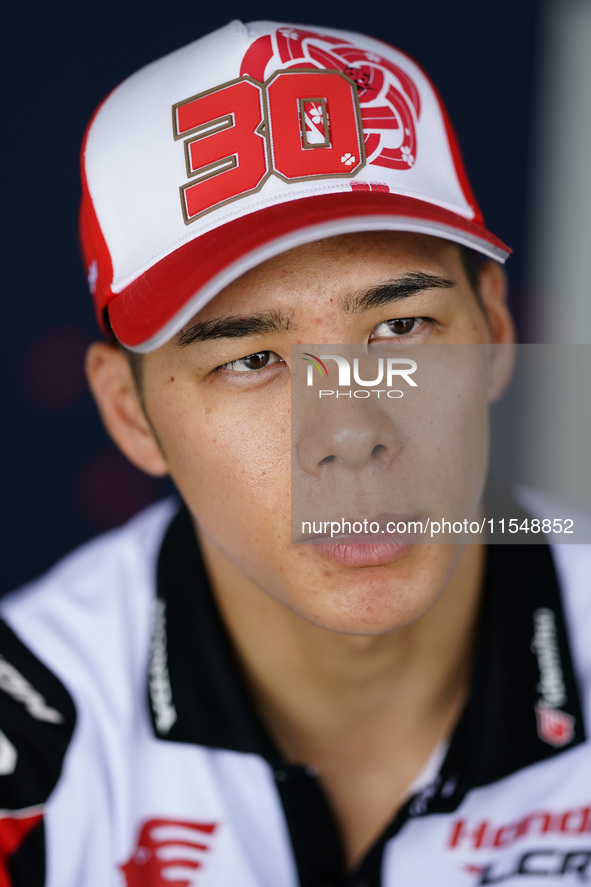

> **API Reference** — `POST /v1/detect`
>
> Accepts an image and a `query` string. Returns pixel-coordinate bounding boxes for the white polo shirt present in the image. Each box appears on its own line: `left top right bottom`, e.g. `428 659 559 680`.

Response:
1 499 590 886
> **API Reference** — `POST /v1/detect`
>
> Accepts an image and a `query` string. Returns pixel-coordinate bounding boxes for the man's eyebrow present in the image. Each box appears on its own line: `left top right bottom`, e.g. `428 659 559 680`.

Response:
344 272 455 313
176 310 293 346
176 273 454 345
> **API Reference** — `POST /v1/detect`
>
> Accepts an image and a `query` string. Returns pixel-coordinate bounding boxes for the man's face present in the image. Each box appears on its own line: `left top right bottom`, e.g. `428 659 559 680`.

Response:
137 231 512 635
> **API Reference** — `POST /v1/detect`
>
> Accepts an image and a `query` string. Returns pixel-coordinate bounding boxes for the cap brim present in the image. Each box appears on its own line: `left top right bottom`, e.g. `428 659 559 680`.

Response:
108 191 511 352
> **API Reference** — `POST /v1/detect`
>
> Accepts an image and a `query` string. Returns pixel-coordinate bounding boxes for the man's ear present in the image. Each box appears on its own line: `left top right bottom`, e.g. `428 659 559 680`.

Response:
85 342 169 477
478 261 516 402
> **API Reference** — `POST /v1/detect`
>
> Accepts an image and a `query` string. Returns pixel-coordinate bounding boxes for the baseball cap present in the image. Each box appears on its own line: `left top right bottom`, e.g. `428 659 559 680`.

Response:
80 20 511 353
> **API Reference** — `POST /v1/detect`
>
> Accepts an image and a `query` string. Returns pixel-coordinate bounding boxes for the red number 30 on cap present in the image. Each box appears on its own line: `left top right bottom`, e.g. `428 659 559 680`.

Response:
173 70 365 224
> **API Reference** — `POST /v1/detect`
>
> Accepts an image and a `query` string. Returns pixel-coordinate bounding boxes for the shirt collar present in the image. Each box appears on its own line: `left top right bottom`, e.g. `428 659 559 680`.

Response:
149 505 586 807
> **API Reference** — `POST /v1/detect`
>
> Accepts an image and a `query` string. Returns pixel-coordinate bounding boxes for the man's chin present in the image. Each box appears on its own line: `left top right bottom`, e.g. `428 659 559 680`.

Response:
281 543 455 636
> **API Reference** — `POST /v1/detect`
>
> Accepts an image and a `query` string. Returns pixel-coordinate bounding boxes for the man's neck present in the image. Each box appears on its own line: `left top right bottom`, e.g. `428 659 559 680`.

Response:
195 534 486 867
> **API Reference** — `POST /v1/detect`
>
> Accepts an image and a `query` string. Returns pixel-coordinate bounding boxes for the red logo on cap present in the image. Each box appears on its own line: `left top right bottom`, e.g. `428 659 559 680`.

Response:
242 27 421 170
120 818 218 887
173 67 364 222
535 703 575 747
172 27 421 224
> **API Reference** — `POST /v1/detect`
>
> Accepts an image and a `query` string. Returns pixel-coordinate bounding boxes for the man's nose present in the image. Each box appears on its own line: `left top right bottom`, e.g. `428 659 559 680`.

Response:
296 400 402 476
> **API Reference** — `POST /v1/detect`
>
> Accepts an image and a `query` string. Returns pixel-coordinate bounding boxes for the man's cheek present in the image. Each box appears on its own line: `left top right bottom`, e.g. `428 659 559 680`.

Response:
211 405 289 471
172 413 288 514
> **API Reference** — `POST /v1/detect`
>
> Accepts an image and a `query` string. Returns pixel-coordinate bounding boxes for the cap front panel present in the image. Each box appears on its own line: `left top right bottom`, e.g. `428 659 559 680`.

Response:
83 21 474 297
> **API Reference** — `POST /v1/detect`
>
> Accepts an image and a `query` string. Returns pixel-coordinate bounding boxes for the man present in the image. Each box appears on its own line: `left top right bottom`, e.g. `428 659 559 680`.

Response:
1 20 590 887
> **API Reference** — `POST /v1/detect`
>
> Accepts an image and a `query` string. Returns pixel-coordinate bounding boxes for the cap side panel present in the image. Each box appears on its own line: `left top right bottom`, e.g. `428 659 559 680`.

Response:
430 82 483 226
79 91 119 334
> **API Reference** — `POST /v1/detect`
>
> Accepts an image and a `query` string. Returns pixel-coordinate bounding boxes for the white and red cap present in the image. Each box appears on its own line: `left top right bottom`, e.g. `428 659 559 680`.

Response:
80 20 511 353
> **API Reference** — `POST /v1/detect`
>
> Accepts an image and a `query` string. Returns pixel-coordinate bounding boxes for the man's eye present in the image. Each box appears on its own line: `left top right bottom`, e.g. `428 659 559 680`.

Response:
220 351 281 373
370 317 422 339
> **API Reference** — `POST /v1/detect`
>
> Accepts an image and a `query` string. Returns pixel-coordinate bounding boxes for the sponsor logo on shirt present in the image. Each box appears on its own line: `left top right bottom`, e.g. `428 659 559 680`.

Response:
531 608 575 747
463 849 591 884
0 730 17 776
120 818 218 887
149 599 177 734
0 655 64 723
450 805 591 884
449 804 591 851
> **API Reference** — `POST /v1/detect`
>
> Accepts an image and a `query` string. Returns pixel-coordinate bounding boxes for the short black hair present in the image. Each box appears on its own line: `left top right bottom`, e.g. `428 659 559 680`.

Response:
459 245 487 305
103 309 144 391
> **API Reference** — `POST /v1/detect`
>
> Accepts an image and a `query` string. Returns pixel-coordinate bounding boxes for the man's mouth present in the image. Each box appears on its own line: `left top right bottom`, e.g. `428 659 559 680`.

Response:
305 538 413 567
298 513 423 566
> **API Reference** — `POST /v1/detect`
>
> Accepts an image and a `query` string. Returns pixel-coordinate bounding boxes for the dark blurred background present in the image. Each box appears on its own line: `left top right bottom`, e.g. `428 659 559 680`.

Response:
4 0 588 592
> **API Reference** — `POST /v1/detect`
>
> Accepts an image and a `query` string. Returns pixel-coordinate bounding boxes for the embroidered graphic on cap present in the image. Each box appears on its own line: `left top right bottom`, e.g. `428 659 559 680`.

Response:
172 27 423 225
301 99 330 147
120 818 218 886
172 66 365 223
241 27 421 170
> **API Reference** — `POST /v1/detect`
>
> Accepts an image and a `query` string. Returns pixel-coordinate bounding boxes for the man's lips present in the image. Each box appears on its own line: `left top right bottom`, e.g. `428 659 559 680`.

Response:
311 532 407 544
307 539 412 567
297 513 424 566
